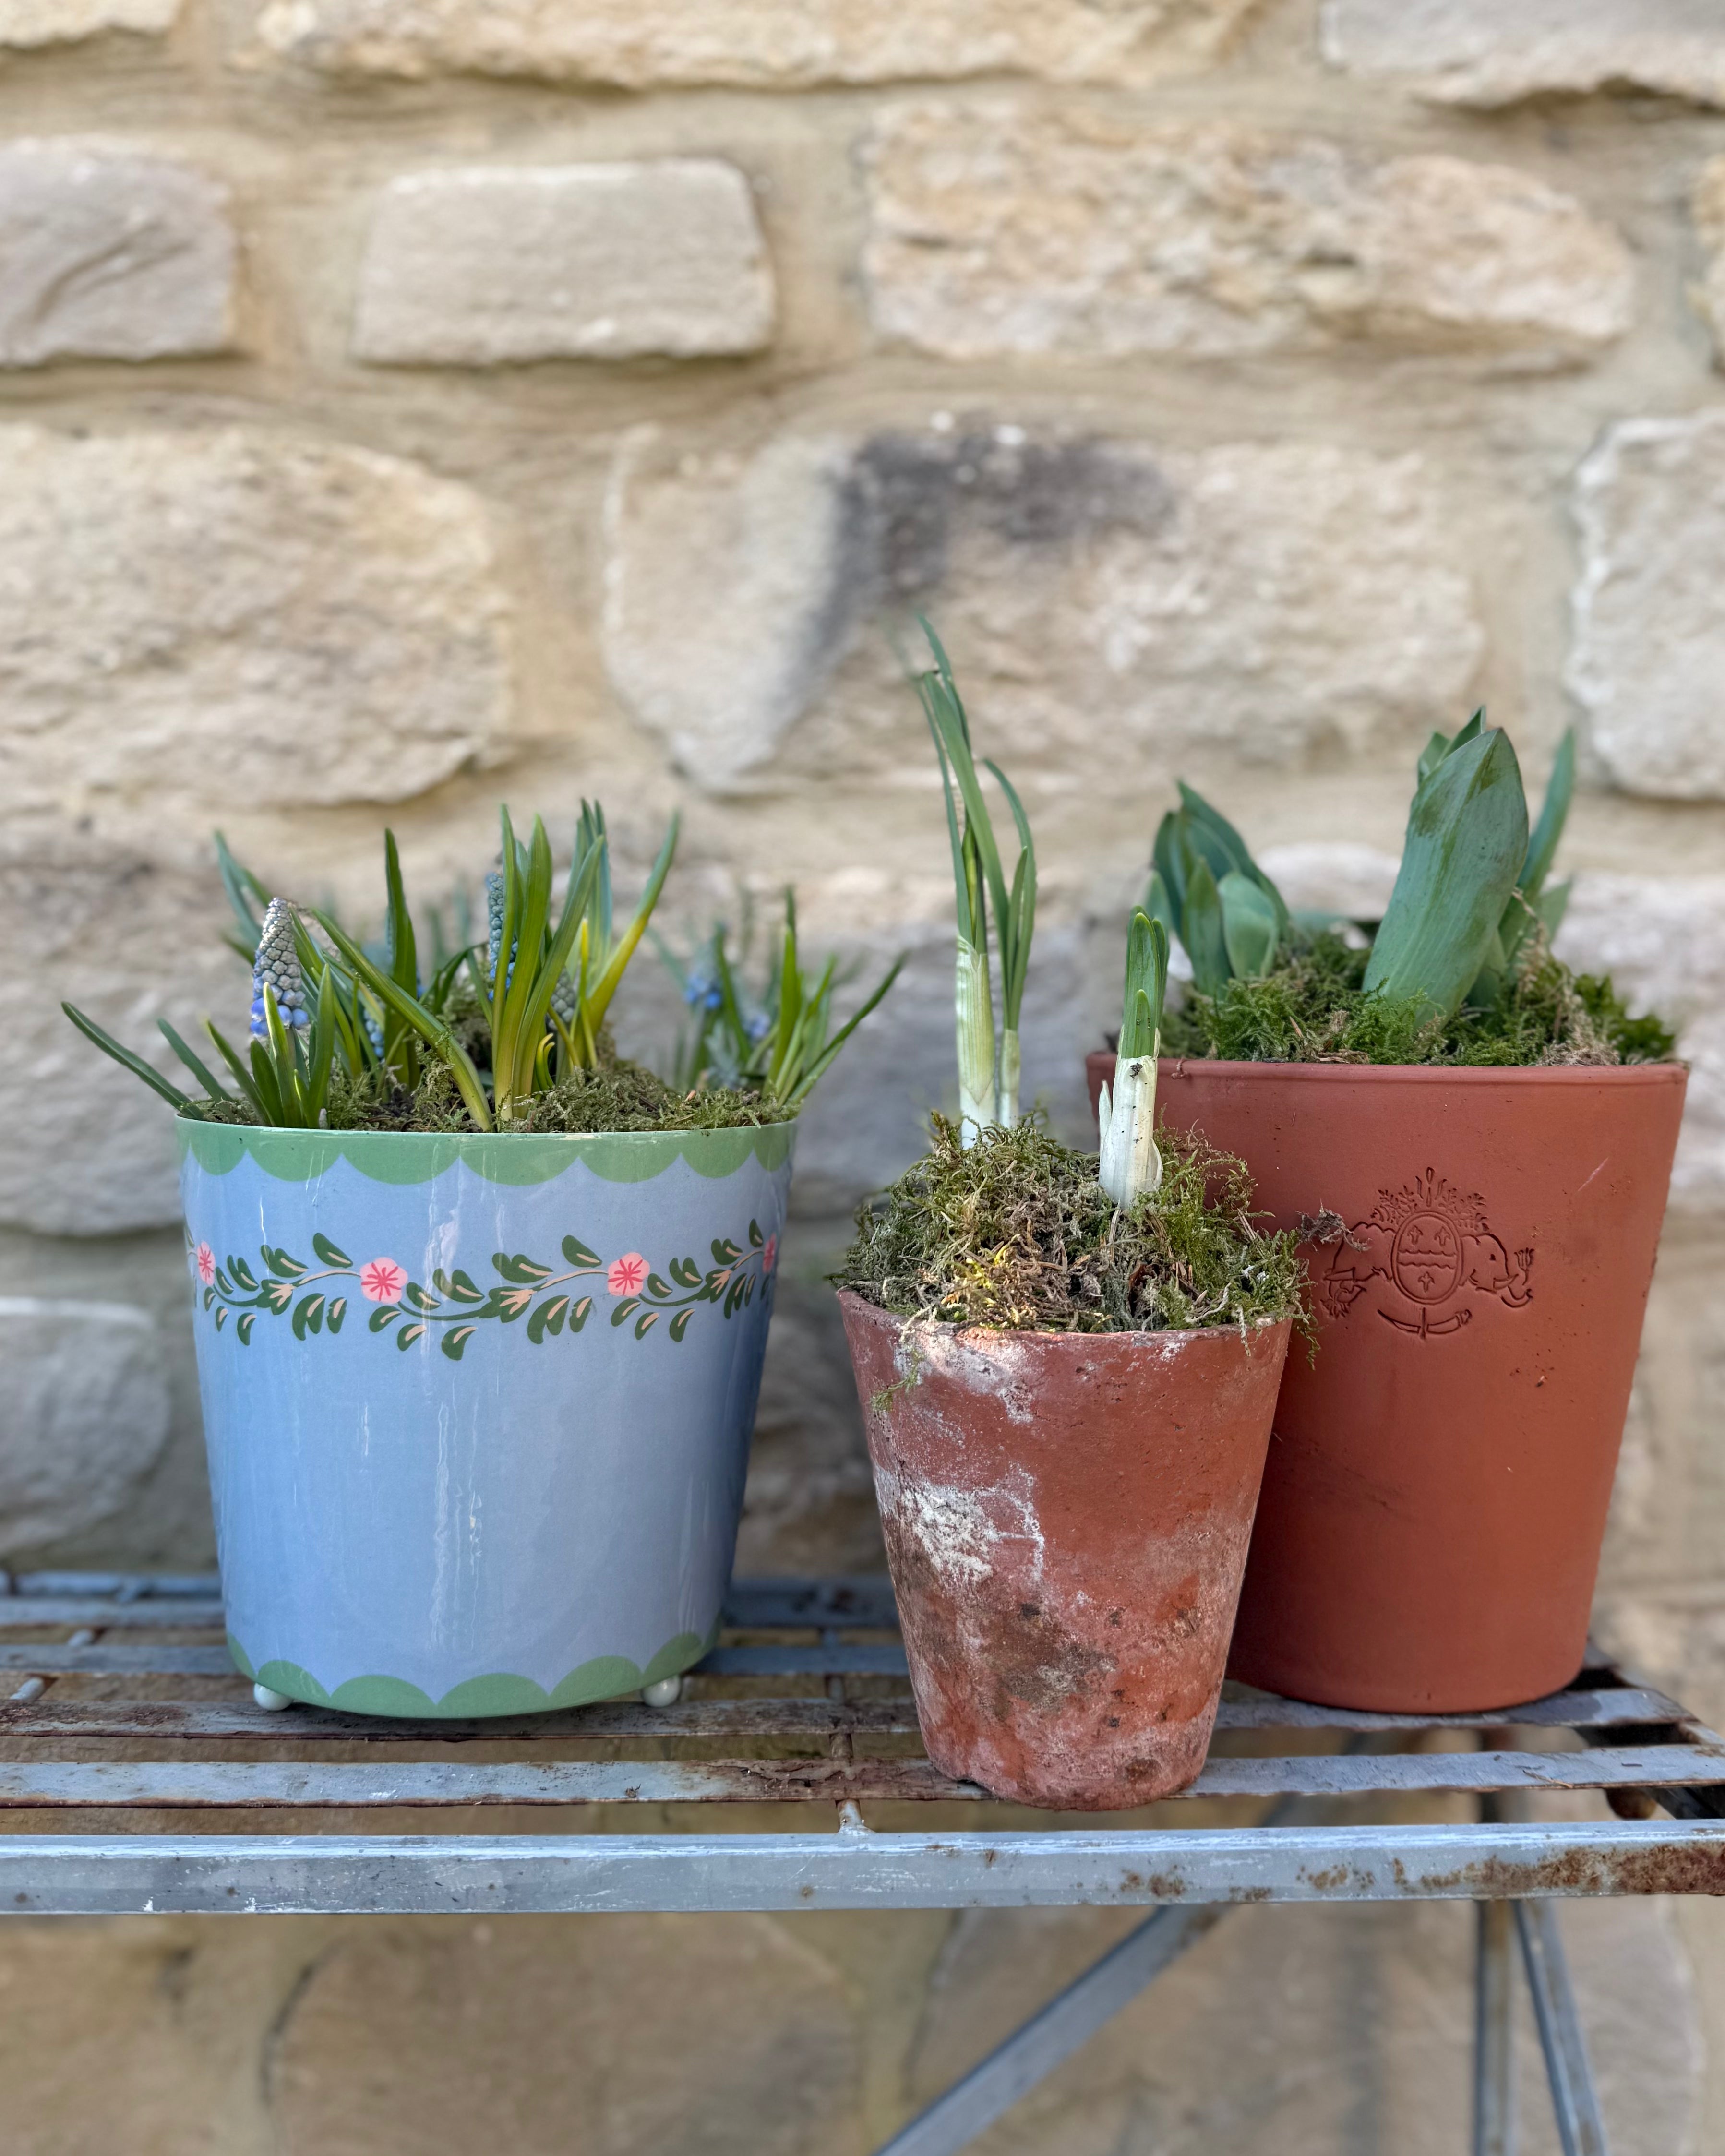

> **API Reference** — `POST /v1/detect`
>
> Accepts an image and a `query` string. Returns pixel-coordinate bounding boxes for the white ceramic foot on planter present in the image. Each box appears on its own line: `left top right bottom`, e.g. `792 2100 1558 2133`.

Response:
252 1682 293 1712
642 1676 683 1708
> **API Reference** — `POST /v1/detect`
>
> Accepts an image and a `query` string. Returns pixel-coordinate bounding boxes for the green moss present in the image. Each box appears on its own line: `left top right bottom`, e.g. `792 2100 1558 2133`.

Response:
1160 932 1677 1068
839 1115 1307 1337
191 1055 791 1135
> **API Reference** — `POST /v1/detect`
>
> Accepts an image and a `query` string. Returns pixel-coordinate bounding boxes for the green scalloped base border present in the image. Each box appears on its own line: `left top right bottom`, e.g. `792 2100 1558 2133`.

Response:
227 1616 721 1719
179 1120 794 1187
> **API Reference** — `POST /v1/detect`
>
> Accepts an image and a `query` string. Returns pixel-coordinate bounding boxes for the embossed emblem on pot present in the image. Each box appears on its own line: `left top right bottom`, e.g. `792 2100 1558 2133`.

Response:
1312 1169 1533 1341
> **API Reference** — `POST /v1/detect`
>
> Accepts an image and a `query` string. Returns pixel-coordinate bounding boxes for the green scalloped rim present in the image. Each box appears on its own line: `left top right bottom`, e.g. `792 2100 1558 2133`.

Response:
179 1119 794 1186
226 1617 720 1719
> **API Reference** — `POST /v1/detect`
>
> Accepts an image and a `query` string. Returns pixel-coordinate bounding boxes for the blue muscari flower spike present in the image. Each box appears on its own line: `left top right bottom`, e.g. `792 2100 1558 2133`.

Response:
251 897 310 1039
683 967 722 1013
745 1009 770 1043
484 869 519 991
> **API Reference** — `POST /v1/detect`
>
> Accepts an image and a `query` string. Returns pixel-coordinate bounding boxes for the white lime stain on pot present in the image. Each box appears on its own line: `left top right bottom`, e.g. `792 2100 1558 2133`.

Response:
875 1458 1046 1588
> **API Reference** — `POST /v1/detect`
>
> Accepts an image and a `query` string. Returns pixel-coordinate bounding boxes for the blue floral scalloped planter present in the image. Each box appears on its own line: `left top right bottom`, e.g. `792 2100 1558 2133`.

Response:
178 1120 794 1717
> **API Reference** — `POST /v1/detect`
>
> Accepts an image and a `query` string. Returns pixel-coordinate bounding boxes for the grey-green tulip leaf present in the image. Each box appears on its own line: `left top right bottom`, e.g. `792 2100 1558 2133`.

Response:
1182 858 1232 999
1365 727 1529 1023
1219 872 1280 981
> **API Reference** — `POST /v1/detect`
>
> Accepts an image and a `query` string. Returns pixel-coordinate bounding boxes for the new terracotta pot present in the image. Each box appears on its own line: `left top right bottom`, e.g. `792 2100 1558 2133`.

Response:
1085 1052 1686 1711
180 1118 792 1716
839 1290 1291 1809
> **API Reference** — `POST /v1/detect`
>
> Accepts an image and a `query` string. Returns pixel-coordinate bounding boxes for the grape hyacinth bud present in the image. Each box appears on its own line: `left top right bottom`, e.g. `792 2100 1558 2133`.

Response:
252 898 310 1039
485 872 504 980
551 972 578 1026
484 869 520 992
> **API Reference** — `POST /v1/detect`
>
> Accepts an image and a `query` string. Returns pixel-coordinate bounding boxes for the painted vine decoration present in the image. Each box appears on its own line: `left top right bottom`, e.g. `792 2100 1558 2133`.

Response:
188 1222 778 1361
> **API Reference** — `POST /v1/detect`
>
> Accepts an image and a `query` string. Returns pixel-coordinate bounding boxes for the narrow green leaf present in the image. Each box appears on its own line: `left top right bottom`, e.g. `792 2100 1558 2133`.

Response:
157 1020 233 1102
62 1005 197 1114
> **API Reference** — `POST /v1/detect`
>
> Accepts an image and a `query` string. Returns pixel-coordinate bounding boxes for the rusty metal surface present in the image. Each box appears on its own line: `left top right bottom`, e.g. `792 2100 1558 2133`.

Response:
3 1818 1724 1917
3 1745 1724 1811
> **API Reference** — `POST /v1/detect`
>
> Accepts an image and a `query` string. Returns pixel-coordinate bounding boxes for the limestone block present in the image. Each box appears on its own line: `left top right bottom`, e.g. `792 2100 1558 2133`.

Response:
1569 414 1725 801
0 0 177 46
0 1295 171 1553
865 108 1632 362
1321 0 1725 108
1691 157 1725 364
603 420 1483 790
255 0 1258 88
0 424 513 822
1258 842 1401 922
0 142 233 367
602 426 855 789
268 1914 860 2154
1557 873 1725 1210
355 161 774 365
0 844 239 1234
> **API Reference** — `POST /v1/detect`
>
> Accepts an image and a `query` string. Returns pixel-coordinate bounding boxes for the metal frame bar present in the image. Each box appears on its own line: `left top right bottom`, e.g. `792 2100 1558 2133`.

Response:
3 1819 1722 1917
1517 1901 1612 2156
1474 1899 1517 2156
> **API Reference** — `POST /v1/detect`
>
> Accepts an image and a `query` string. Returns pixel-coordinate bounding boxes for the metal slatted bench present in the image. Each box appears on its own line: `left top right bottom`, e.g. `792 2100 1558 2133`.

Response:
3 1570 1721 2155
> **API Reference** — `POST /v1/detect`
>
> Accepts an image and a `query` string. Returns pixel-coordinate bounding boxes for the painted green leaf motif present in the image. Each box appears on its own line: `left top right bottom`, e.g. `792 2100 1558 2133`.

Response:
192 1218 774 1361
527 1296 569 1343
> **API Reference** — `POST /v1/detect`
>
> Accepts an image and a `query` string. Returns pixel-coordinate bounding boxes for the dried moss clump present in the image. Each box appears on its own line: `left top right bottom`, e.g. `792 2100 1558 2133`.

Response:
1159 932 1677 1068
839 1115 1306 1336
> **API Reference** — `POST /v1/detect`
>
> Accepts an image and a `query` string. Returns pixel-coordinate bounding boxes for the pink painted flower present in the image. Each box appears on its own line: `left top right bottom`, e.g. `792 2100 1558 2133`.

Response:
360 1258 407 1304
607 1252 649 1297
761 1234 778 1275
195 1242 216 1286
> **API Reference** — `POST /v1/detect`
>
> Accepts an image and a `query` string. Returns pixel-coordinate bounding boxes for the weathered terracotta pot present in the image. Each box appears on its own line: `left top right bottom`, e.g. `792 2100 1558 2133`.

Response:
1085 1052 1687 1711
839 1290 1291 1809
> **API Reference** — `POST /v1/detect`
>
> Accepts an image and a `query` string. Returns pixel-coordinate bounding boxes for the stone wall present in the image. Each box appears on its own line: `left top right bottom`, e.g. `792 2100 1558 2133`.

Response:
1 0 1723 2147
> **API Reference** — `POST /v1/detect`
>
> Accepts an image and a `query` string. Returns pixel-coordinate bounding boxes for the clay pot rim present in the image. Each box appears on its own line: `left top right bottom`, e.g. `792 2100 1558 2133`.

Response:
1092 1051 1686 1090
836 1287 1289 1352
